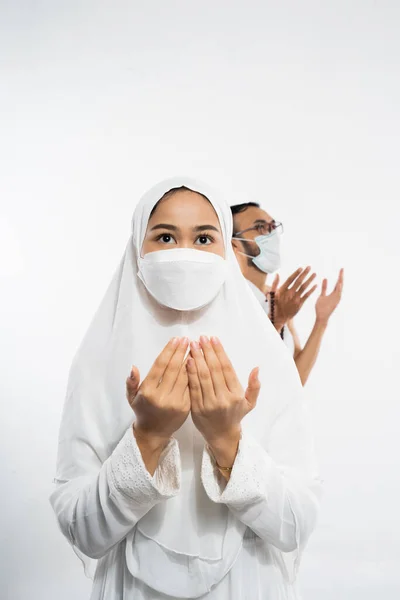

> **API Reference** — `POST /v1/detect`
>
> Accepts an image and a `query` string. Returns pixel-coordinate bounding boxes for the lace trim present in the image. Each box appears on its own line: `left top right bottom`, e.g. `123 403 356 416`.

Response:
107 428 181 504
201 434 271 506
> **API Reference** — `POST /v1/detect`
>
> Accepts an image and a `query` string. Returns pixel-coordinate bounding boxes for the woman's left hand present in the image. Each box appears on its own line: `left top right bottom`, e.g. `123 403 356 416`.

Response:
187 336 260 468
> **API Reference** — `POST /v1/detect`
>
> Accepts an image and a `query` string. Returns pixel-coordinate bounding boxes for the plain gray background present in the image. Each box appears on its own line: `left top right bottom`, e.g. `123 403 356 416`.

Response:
1 1 399 598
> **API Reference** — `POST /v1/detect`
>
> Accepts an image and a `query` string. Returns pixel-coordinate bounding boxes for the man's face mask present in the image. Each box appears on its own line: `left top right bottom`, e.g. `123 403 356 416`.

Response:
138 248 228 311
234 229 282 274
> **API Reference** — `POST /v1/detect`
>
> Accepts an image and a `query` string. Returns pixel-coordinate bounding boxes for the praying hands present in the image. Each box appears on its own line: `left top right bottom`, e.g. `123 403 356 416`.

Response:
126 336 260 477
187 336 260 476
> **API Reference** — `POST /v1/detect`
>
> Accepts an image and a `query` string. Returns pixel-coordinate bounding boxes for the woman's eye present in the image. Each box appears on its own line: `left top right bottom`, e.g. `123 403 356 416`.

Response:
157 234 176 244
195 235 213 245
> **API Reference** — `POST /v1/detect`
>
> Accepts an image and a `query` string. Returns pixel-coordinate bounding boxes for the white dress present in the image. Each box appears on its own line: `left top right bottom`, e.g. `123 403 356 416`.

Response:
246 280 295 357
51 426 318 600
51 179 320 600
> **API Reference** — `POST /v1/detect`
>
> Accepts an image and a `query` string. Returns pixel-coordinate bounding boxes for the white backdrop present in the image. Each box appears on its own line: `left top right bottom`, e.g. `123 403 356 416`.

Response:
1 1 399 599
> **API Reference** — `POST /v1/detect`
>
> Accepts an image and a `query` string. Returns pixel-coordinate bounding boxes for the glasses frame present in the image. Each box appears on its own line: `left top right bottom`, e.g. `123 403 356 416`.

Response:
234 220 283 238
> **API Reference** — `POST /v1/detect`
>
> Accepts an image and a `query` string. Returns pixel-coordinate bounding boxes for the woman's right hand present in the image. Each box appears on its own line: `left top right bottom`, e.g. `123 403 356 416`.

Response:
126 337 190 448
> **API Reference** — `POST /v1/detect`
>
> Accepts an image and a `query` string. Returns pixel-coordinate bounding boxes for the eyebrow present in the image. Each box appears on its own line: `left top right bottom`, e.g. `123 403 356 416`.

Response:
193 224 220 233
253 218 276 226
150 223 220 233
150 224 178 232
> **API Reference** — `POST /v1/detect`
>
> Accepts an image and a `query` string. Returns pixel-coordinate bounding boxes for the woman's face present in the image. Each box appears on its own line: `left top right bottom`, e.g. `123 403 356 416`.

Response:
141 189 225 257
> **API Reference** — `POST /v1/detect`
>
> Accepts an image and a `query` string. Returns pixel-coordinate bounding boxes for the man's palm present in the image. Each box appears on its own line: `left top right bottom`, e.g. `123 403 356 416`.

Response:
315 269 344 323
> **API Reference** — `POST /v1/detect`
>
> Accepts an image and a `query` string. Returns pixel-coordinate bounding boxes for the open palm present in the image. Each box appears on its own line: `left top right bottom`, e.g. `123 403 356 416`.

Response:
267 267 317 325
315 269 344 324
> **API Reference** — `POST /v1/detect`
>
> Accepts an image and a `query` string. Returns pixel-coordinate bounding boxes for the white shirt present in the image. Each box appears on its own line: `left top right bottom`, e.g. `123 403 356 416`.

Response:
51 427 318 600
247 280 296 356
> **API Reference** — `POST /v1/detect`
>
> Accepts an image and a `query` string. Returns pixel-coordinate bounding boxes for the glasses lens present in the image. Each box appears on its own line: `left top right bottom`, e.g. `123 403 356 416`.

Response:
256 223 269 235
270 221 283 234
257 222 280 235
238 222 283 236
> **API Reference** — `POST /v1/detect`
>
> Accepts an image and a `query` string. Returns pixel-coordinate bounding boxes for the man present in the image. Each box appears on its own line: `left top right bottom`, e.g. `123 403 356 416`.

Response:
231 202 343 385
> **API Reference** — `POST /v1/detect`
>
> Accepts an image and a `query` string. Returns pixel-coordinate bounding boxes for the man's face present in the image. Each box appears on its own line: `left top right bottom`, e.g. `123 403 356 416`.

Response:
232 206 276 263
233 206 275 242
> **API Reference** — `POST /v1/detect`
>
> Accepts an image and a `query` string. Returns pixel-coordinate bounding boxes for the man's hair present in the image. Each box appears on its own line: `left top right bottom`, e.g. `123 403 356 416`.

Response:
230 202 260 235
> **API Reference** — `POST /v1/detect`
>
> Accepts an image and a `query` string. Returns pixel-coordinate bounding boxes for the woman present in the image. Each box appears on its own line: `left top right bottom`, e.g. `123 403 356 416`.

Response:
50 179 321 599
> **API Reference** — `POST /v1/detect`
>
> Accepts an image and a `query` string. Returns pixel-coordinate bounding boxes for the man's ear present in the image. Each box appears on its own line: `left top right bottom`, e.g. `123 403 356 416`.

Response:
231 238 240 254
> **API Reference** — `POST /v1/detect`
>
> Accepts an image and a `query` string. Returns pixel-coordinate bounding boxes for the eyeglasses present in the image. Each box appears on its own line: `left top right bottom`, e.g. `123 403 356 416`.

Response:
234 220 283 238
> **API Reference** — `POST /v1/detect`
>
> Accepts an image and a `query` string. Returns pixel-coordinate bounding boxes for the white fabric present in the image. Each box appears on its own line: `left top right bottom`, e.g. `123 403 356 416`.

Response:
247 279 296 356
50 177 321 599
69 428 317 600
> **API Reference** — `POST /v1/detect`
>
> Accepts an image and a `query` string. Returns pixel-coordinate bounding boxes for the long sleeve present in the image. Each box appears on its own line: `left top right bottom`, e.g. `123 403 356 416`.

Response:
201 399 321 556
50 427 181 560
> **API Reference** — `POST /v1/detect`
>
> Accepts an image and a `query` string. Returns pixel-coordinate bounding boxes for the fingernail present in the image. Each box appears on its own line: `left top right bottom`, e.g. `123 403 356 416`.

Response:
211 336 220 345
191 340 200 351
171 337 179 346
180 336 189 346
200 335 209 345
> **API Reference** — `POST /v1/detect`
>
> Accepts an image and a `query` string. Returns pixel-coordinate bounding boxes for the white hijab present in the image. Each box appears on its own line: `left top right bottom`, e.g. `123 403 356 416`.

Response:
55 178 318 596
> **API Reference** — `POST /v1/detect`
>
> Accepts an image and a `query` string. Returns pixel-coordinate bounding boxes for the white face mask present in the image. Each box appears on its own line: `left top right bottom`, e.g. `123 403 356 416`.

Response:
137 248 228 311
236 230 281 274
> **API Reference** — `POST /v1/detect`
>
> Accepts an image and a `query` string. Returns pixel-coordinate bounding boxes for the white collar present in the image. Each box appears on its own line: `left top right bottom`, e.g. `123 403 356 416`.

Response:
246 279 267 304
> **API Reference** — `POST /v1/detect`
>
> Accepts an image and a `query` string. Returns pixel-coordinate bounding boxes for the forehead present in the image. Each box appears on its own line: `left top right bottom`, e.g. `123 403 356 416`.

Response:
148 189 220 226
233 206 274 229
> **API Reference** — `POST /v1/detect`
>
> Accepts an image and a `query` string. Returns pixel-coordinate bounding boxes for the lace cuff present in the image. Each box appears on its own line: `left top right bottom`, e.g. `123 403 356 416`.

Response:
107 427 181 506
201 434 273 506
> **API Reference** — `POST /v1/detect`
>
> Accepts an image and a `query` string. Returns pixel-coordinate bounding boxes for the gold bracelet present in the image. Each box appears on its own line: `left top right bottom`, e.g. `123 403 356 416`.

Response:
206 444 234 472
216 463 233 472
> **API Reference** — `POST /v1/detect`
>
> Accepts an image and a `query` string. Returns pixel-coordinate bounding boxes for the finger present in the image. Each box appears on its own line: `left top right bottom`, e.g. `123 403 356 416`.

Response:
130 365 140 382
173 356 189 394
320 279 328 296
199 335 227 396
126 365 140 391
183 384 190 409
210 337 242 394
186 356 204 410
146 337 181 386
245 367 261 410
126 366 141 403
190 341 215 408
301 284 318 302
334 268 344 292
160 337 190 392
298 272 317 295
270 274 280 294
333 283 343 300
280 267 304 291
292 266 312 291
